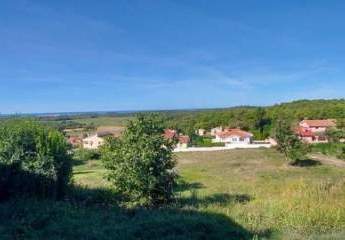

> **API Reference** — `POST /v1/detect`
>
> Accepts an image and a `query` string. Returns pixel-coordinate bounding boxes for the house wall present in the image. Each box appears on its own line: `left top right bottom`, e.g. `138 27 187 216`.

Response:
300 136 328 143
210 127 223 136
176 143 188 149
197 129 206 136
213 135 251 144
83 135 104 149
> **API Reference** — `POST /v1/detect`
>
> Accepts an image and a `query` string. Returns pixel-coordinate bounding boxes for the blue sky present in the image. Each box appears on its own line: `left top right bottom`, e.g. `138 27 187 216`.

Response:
1 0 345 114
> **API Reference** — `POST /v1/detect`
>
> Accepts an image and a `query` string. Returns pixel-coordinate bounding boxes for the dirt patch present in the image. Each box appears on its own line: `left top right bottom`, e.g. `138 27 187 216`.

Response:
309 153 345 168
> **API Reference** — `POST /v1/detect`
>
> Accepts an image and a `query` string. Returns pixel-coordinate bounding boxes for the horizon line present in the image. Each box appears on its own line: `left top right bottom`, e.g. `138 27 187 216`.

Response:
1 98 343 117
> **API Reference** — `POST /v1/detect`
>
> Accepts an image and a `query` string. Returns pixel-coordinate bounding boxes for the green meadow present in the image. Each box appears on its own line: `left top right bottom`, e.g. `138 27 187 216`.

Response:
74 116 134 127
2 148 345 239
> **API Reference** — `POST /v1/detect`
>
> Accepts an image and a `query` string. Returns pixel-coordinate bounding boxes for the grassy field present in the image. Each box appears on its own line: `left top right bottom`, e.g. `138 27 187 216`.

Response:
2 148 345 239
72 148 345 239
74 116 133 127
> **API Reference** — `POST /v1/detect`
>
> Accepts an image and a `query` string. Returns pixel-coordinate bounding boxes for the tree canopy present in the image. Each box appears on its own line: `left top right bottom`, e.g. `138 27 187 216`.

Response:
101 114 177 206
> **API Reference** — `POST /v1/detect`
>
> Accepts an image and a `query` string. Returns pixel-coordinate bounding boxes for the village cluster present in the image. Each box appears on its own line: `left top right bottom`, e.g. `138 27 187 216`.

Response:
68 119 338 152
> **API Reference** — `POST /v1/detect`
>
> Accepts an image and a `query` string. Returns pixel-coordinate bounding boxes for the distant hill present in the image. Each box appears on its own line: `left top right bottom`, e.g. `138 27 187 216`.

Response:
267 99 345 120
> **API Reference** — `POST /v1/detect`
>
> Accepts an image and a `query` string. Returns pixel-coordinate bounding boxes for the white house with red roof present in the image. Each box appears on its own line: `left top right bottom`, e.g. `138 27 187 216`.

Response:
212 128 253 145
297 119 336 143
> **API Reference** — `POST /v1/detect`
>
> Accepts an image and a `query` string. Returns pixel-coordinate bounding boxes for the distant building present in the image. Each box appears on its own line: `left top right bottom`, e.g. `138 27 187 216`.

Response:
297 119 336 143
68 136 82 148
164 129 177 139
212 128 253 145
177 135 190 149
196 129 206 136
210 127 223 136
164 129 190 149
82 131 113 149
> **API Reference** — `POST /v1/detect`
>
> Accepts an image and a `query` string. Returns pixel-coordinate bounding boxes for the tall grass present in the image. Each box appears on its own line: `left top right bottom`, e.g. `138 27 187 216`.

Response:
229 178 345 237
311 143 345 159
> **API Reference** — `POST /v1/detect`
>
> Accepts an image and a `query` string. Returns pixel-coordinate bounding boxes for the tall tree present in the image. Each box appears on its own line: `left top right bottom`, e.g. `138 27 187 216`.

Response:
101 114 177 206
273 119 309 163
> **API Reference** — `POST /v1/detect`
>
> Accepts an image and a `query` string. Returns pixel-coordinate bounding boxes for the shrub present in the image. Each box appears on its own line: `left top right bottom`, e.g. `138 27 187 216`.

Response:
191 136 225 147
101 114 177 206
311 143 345 160
337 146 345 160
326 128 345 143
73 148 100 162
0 120 72 199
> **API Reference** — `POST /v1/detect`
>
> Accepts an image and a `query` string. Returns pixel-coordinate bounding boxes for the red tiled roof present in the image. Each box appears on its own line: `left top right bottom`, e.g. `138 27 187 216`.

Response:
164 129 190 144
68 136 81 144
216 128 253 138
300 119 336 128
296 127 315 137
164 129 177 139
178 135 190 144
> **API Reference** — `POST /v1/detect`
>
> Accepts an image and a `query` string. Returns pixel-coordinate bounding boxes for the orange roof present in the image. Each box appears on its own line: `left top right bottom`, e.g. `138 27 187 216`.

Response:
300 119 336 128
216 128 253 138
296 127 315 137
164 129 177 139
68 136 81 144
178 135 190 144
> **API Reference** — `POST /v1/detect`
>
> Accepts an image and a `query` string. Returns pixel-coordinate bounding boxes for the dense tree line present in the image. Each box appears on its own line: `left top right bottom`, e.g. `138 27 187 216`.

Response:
166 99 345 140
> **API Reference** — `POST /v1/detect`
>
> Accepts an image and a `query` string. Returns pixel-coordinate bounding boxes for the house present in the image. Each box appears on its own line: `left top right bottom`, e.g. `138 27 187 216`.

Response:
297 119 336 143
212 128 253 146
177 135 190 149
164 129 177 139
196 129 206 136
82 131 113 149
68 136 82 148
164 129 190 149
210 127 223 136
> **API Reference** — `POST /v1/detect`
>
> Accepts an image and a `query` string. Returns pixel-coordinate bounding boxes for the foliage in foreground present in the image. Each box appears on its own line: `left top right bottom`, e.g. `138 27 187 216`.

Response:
0 195 256 240
102 114 177 206
0 120 72 199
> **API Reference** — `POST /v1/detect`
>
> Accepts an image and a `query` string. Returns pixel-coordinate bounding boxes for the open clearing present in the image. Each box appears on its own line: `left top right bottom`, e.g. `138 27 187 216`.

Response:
72 148 345 239
75 116 133 127
2 148 345 239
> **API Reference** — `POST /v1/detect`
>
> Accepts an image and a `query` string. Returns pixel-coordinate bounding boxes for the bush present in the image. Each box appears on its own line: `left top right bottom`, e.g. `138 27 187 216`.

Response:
192 136 225 147
73 148 100 162
337 146 345 160
101 114 177 207
311 143 345 160
0 120 72 199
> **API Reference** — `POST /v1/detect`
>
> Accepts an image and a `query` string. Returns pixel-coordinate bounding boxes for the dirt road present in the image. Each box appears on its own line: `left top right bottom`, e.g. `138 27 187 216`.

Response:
309 153 345 167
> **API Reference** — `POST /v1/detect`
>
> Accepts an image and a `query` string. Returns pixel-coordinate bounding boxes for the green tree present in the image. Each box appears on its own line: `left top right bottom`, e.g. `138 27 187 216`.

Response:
0 119 72 199
337 118 345 130
273 119 309 163
326 128 345 143
101 114 177 206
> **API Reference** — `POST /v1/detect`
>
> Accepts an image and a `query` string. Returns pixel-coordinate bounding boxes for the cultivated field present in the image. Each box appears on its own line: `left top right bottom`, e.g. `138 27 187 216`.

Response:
75 116 133 127
72 148 345 239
